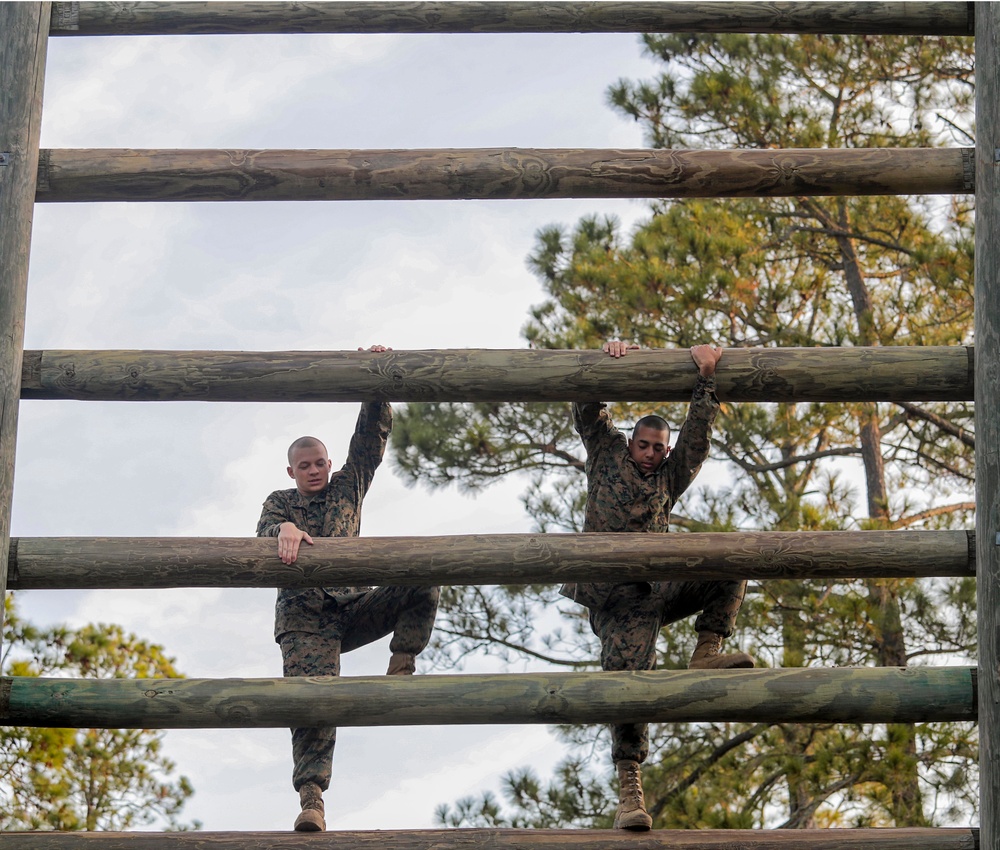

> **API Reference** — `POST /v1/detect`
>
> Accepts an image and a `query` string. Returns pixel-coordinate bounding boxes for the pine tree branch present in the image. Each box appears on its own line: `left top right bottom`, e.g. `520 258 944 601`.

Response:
897 401 975 449
911 448 975 482
907 644 975 662
649 723 772 817
936 112 975 145
892 502 976 529
776 774 862 829
718 442 862 475
432 625 585 668
527 441 586 471
789 224 916 257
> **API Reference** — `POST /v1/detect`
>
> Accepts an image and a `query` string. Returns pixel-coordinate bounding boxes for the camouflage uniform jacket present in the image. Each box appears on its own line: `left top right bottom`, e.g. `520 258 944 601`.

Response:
256 401 392 638
560 375 719 609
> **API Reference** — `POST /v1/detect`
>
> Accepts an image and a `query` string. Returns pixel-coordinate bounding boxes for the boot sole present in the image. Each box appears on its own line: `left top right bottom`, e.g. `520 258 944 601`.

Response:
294 813 326 832
614 813 653 831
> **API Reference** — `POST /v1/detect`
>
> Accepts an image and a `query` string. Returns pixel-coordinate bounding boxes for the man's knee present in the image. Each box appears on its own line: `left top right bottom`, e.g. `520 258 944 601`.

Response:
280 632 341 677
415 585 440 604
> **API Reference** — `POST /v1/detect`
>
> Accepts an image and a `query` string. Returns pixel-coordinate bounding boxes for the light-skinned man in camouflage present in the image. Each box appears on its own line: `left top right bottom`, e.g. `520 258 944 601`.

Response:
256 345 440 832
560 340 753 831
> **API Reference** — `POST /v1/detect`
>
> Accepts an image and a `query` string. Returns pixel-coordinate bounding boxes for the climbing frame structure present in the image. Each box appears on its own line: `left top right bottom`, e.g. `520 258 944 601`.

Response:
0 2 991 847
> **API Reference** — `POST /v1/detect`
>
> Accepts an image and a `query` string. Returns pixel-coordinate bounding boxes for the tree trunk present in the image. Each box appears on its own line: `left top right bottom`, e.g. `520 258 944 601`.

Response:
835 210 925 826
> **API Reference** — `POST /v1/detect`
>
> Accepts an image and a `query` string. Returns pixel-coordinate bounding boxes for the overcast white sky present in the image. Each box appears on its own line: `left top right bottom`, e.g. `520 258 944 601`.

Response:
10 23 666 831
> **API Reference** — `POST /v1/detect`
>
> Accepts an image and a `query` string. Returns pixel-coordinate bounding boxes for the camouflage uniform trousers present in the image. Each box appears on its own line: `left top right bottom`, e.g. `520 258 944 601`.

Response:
278 584 440 791
586 578 747 764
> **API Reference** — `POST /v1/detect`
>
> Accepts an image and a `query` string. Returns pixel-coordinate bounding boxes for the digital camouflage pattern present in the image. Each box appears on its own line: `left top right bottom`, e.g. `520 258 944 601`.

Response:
560 374 720 609
257 401 440 791
589 578 746 763
257 401 393 637
279 583 440 791
558 376 748 764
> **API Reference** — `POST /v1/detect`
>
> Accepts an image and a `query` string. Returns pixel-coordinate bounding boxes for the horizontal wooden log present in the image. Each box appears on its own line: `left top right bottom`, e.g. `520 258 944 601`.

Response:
0 827 981 850
0 667 976 729
19 347 974 403
35 147 974 202
49 2 976 36
7 531 975 590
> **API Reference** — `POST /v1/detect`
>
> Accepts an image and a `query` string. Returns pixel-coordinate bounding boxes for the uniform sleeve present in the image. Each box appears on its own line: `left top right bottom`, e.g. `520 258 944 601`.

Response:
256 492 290 538
573 401 622 465
342 401 393 499
664 375 720 500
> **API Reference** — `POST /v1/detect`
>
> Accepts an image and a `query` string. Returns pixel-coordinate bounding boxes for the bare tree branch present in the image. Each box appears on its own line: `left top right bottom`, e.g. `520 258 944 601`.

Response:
650 723 772 817
719 442 863 475
897 401 975 449
892 502 976 529
432 626 585 668
529 441 586 470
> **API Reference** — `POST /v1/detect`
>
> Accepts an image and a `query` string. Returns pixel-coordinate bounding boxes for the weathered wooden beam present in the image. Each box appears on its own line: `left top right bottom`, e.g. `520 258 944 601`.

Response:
0 667 976 729
35 147 974 203
0 827 982 850
19 346 974 403
7 530 975 590
49 2 976 37
0 4 51 658
976 5 1000 848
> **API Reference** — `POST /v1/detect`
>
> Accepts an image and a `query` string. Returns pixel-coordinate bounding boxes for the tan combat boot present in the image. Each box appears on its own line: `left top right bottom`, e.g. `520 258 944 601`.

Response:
387 651 416 675
613 759 653 831
688 631 755 669
293 782 326 832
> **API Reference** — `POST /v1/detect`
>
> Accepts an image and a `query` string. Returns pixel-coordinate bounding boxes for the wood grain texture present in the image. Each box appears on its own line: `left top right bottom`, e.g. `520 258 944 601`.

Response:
0 827 981 850
976 5 1000 847
35 147 973 202
18 347 974 403
0 667 975 729
0 4 50 657
7 530 974 590
49 2 975 36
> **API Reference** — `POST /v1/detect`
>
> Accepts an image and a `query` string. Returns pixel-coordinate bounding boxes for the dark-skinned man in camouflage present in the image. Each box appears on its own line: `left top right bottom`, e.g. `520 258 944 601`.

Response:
560 340 753 832
256 345 440 833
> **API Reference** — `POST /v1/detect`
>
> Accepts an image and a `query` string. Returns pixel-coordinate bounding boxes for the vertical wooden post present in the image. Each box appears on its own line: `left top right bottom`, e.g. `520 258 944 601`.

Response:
978 4 1000 847
0 3 50 655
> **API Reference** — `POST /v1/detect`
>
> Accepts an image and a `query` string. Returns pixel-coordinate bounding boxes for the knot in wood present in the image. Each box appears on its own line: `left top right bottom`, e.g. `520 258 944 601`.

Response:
220 704 252 721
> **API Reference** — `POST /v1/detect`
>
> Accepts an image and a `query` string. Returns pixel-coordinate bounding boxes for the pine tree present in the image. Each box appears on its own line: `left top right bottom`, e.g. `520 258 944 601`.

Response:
394 32 978 827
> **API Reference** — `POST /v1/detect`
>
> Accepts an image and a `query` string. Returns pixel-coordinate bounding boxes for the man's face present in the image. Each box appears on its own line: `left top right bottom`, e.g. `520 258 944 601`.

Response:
287 445 332 496
628 425 670 474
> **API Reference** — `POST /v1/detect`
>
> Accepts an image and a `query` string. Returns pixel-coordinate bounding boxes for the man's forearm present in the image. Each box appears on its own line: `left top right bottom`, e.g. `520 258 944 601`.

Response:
256 505 292 538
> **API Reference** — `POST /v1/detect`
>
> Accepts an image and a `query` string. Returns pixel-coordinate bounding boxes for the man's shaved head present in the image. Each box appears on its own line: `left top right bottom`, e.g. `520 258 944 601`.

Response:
631 415 670 443
287 436 328 465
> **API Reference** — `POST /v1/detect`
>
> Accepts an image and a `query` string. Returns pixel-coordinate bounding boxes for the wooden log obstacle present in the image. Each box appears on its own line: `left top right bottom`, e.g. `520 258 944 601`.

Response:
0 0 989 844
20 346 974 403
5 530 976 589
34 147 974 202
47 1 976 37
0 667 976 729
0 826 983 850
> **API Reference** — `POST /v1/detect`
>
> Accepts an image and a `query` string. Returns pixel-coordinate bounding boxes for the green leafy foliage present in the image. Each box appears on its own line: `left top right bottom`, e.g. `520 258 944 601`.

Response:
0 595 199 831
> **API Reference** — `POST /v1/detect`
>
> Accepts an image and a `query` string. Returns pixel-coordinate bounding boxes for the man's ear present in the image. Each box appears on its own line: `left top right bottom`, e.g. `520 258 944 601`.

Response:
287 466 295 479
